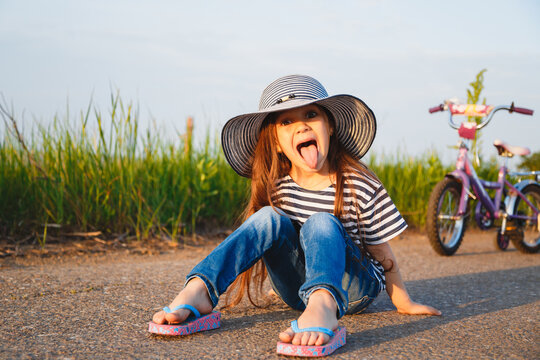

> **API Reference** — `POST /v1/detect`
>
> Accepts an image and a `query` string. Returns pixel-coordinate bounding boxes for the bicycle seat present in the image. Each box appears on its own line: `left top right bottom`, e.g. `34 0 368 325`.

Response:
493 139 531 157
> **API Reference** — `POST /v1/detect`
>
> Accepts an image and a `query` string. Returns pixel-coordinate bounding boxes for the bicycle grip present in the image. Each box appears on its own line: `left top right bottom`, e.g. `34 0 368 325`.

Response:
429 104 443 113
512 107 534 115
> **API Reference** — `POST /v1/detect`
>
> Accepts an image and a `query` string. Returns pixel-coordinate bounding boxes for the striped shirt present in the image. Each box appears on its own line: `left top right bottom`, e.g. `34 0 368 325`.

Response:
272 172 408 291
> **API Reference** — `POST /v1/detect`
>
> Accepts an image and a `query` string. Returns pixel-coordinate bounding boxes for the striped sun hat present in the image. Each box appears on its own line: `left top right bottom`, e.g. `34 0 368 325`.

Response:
221 74 377 178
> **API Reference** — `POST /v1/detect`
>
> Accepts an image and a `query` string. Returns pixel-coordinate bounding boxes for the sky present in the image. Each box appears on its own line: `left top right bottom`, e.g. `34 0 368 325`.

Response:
1 0 539 165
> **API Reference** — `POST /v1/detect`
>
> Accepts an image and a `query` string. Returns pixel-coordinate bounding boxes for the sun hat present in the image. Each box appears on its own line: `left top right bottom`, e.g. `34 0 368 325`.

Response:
221 74 377 178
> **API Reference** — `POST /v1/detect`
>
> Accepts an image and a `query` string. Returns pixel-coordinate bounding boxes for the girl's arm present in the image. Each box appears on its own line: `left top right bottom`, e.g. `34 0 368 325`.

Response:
366 242 441 315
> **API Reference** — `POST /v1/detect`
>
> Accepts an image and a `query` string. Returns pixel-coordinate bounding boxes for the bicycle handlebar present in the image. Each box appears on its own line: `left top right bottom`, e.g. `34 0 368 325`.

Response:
429 101 534 130
511 106 534 115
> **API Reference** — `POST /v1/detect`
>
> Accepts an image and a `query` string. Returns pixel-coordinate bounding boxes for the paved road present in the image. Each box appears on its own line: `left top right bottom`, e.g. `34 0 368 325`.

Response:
1 230 538 359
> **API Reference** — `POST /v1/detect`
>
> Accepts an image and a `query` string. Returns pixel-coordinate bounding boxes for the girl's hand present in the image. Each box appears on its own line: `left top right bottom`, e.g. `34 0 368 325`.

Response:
365 243 442 316
396 301 442 316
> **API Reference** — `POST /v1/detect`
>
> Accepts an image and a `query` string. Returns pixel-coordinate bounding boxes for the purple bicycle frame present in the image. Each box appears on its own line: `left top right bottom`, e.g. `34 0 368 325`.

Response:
450 147 539 223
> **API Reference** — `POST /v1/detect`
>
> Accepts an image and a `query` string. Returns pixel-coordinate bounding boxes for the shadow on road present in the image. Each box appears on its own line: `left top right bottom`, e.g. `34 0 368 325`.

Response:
343 265 539 352
453 248 518 256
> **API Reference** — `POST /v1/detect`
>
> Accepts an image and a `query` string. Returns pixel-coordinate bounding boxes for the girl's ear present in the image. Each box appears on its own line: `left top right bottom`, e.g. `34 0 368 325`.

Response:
276 143 282 153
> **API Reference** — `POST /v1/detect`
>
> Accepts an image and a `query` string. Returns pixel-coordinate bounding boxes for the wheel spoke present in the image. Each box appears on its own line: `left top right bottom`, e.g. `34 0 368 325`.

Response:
437 185 461 247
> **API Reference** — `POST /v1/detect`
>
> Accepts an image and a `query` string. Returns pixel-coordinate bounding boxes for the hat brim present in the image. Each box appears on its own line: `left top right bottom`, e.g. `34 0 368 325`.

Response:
221 94 376 178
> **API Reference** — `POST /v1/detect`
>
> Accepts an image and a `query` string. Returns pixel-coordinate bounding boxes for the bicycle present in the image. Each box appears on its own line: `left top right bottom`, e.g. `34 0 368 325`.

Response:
426 100 539 255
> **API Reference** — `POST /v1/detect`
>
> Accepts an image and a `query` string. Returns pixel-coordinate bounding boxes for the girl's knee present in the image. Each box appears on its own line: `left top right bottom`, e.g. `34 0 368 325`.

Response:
245 206 295 236
303 212 342 232
250 206 283 221
301 212 347 245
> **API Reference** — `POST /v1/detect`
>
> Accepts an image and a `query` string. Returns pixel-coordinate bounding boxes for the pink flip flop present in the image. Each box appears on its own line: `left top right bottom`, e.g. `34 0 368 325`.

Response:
148 304 221 336
276 320 346 357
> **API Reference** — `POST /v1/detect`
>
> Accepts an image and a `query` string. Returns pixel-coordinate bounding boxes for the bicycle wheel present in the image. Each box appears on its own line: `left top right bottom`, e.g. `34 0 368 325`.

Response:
510 183 540 253
494 229 510 251
427 177 468 256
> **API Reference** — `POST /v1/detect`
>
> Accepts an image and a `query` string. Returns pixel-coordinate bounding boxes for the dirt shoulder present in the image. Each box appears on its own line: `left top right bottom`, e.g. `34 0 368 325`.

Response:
0 231 228 267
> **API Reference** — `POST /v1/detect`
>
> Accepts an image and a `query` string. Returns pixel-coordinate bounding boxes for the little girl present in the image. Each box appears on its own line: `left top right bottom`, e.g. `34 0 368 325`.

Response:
150 75 440 357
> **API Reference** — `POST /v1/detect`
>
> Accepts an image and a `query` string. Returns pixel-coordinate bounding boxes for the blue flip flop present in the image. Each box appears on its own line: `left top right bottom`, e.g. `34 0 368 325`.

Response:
148 304 221 336
276 320 346 357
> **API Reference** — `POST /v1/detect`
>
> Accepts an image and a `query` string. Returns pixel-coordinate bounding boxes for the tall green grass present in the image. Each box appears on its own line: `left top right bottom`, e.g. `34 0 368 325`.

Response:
367 153 451 227
0 96 501 243
0 95 249 241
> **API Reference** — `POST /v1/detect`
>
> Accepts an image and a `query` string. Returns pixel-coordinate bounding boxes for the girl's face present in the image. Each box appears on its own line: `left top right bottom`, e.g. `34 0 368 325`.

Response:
274 104 333 176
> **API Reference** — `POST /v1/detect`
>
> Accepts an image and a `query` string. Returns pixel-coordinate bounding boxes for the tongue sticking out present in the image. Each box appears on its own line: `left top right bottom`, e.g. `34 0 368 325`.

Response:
300 144 318 169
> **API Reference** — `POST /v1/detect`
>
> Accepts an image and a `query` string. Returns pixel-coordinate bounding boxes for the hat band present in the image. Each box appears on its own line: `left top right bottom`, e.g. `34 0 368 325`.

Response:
275 94 296 105
259 76 328 110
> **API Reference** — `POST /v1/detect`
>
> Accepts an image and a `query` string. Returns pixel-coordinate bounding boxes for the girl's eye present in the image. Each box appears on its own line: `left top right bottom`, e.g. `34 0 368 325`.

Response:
306 110 318 119
279 119 292 126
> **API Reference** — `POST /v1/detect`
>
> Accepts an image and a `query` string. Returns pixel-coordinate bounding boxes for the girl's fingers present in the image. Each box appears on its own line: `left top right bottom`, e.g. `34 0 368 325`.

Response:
427 306 442 316
398 303 442 315
416 304 441 315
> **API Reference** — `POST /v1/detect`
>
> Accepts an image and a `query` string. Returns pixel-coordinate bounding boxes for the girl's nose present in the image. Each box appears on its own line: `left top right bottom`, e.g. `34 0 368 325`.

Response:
295 122 310 134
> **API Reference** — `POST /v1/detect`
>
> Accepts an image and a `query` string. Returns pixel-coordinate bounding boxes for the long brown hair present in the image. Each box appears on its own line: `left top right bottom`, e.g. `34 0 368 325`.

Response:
224 106 377 308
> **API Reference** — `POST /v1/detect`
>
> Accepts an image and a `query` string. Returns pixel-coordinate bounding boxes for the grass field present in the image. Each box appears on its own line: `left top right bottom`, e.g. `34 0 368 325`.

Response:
0 96 501 243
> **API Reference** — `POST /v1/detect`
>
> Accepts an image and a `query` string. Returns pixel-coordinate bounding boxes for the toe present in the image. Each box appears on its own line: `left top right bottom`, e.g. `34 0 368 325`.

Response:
307 332 319 346
152 310 166 324
279 327 294 343
315 333 329 346
164 310 186 324
292 332 303 345
300 331 311 346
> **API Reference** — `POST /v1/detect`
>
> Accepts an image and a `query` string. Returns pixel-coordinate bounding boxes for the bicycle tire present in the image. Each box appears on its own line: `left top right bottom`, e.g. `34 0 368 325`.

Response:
427 177 468 256
510 183 540 254
494 229 510 251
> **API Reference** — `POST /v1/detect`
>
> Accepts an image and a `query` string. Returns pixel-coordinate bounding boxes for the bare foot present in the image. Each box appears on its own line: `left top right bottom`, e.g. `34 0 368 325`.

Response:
152 277 213 324
278 289 338 346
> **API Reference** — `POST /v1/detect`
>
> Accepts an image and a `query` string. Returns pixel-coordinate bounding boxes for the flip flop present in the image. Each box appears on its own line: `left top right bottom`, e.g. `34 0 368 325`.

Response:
276 320 346 357
148 304 221 336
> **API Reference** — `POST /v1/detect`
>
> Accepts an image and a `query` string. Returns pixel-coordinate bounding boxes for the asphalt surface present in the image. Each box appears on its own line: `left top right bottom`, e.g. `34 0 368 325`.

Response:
1 230 538 359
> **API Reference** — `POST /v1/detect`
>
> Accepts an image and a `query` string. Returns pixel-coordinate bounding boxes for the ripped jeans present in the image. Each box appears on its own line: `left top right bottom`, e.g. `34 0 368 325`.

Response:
186 206 382 318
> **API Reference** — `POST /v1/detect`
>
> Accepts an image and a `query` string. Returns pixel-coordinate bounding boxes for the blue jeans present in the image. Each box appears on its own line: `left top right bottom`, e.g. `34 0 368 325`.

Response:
186 206 382 318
